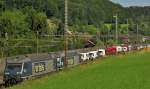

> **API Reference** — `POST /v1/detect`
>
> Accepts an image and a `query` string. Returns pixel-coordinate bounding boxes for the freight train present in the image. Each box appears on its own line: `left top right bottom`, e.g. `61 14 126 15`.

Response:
2 44 150 87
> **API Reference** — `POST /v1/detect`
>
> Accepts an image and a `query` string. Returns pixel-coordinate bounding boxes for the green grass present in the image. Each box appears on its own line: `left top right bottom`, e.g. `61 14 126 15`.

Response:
8 52 150 89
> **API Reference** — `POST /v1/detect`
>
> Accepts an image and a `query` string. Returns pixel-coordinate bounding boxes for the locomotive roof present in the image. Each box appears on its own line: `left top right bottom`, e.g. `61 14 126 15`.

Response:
5 47 110 63
6 55 31 63
6 50 80 63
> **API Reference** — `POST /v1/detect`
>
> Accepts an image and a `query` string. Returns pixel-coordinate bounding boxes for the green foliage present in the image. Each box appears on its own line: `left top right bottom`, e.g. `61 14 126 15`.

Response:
47 19 59 35
104 24 113 30
81 25 99 34
1 0 150 37
0 10 29 38
96 40 104 47
22 6 48 35
0 0 150 57
107 39 116 46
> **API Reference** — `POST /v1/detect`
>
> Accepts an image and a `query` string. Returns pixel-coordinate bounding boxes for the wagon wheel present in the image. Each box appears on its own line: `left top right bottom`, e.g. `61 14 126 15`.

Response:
9 79 13 87
5 80 11 87
7 79 15 87
4 81 8 87
8 80 11 87
11 79 17 85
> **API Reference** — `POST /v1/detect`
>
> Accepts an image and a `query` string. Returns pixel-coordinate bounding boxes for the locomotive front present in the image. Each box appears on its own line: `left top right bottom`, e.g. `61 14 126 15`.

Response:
3 56 31 86
4 63 23 80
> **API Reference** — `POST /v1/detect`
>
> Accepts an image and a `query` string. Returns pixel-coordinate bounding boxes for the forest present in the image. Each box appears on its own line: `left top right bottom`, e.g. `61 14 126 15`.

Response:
0 0 150 57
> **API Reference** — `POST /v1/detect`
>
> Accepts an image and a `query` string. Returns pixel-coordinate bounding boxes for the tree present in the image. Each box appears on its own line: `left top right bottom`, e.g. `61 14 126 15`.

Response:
0 10 29 38
22 6 48 35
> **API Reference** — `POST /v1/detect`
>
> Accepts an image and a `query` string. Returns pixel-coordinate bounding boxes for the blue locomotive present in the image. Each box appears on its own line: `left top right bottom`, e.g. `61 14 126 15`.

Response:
4 51 80 86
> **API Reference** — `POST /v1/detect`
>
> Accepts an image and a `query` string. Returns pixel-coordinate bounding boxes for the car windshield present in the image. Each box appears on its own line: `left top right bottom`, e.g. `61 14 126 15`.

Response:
89 53 93 55
6 63 22 73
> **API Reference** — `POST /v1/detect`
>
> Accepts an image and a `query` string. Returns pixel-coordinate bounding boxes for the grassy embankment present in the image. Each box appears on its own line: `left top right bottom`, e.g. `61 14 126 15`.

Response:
8 51 150 89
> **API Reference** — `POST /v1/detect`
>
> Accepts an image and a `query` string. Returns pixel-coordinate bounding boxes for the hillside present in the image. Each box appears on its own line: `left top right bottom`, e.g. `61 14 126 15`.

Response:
0 0 150 37
0 0 150 56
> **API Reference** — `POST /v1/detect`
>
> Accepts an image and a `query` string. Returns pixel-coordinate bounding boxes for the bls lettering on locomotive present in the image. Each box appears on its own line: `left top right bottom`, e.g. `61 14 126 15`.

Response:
33 62 46 73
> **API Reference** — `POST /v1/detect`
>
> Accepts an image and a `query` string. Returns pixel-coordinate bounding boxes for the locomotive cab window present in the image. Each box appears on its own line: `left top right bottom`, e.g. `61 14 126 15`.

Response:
5 63 23 75
86 54 89 57
97 51 102 55
89 53 94 56
23 62 32 74
81 54 84 57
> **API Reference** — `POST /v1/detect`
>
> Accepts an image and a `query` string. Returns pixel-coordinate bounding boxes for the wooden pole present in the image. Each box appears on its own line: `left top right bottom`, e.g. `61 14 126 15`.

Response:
136 24 139 45
113 14 118 45
64 0 68 67
36 31 39 56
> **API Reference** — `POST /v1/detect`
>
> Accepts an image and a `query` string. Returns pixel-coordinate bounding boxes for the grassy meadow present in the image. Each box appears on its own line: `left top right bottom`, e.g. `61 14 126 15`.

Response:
8 52 150 89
